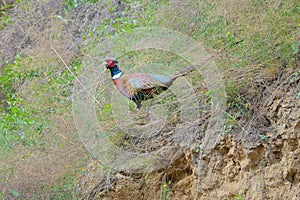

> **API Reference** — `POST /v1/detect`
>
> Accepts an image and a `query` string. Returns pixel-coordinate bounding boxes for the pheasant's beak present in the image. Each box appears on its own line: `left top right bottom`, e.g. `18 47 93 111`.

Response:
99 62 108 74
101 61 108 69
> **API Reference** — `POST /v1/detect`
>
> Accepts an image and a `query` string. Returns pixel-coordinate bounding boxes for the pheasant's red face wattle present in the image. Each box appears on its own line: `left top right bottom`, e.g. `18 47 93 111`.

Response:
106 59 115 68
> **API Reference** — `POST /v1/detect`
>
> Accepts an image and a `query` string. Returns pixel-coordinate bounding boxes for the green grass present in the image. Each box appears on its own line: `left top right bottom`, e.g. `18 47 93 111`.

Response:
47 174 80 200
0 0 24 30
0 0 299 198
65 0 100 9
158 0 299 70
0 0 158 198
160 180 172 200
231 193 245 200
0 55 81 159
156 0 299 134
0 55 40 157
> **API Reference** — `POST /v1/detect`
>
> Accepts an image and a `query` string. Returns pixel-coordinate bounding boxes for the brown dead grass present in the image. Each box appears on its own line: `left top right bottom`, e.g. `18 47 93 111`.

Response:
1 0 299 199
0 0 101 198
0 111 90 198
0 0 135 198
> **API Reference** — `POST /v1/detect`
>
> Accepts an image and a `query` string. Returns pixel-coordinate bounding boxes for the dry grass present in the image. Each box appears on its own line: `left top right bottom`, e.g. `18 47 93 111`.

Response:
0 0 116 198
0 0 299 199
0 112 90 198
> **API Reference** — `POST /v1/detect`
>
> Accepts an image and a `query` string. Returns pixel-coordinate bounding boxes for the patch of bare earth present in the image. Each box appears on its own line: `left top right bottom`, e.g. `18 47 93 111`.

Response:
77 65 299 199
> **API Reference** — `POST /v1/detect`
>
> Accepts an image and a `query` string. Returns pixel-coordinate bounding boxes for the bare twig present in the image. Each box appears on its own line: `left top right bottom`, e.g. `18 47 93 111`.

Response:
49 43 101 105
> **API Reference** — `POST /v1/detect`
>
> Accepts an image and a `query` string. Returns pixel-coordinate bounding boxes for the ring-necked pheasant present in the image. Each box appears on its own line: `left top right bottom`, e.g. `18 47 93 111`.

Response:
105 59 194 109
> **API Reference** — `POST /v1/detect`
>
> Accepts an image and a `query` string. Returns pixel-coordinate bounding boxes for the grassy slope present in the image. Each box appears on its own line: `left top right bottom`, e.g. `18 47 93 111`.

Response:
0 0 299 199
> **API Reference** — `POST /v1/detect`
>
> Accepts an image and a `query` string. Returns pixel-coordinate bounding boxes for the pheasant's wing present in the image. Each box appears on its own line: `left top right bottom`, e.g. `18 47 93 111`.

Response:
118 74 169 99
127 75 167 89
147 74 174 87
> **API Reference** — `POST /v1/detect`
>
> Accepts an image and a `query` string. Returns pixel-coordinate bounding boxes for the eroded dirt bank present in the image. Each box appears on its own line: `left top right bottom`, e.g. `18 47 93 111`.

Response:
78 67 299 199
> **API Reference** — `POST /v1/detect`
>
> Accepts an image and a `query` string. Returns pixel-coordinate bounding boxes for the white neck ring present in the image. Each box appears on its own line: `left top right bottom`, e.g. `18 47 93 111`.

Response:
112 72 123 80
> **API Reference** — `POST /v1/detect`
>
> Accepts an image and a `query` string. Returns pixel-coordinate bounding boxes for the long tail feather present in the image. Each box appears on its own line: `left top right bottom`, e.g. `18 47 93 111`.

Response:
171 65 195 79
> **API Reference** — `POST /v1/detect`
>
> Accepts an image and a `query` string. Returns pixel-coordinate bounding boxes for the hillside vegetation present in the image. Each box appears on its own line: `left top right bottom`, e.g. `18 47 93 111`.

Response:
0 0 299 199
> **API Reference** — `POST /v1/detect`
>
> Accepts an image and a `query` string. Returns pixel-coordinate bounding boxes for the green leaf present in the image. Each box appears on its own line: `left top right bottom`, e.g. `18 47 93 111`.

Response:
11 190 19 197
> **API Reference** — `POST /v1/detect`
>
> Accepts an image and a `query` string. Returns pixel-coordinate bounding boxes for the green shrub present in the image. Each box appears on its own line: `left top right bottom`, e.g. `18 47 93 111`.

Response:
0 55 39 151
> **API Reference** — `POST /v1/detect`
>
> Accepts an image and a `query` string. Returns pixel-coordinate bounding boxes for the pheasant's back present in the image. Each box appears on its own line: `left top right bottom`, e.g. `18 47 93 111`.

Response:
147 74 174 87
116 73 171 99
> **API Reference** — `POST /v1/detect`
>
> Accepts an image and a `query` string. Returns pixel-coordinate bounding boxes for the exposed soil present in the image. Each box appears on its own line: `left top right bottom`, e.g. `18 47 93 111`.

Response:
77 67 300 199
